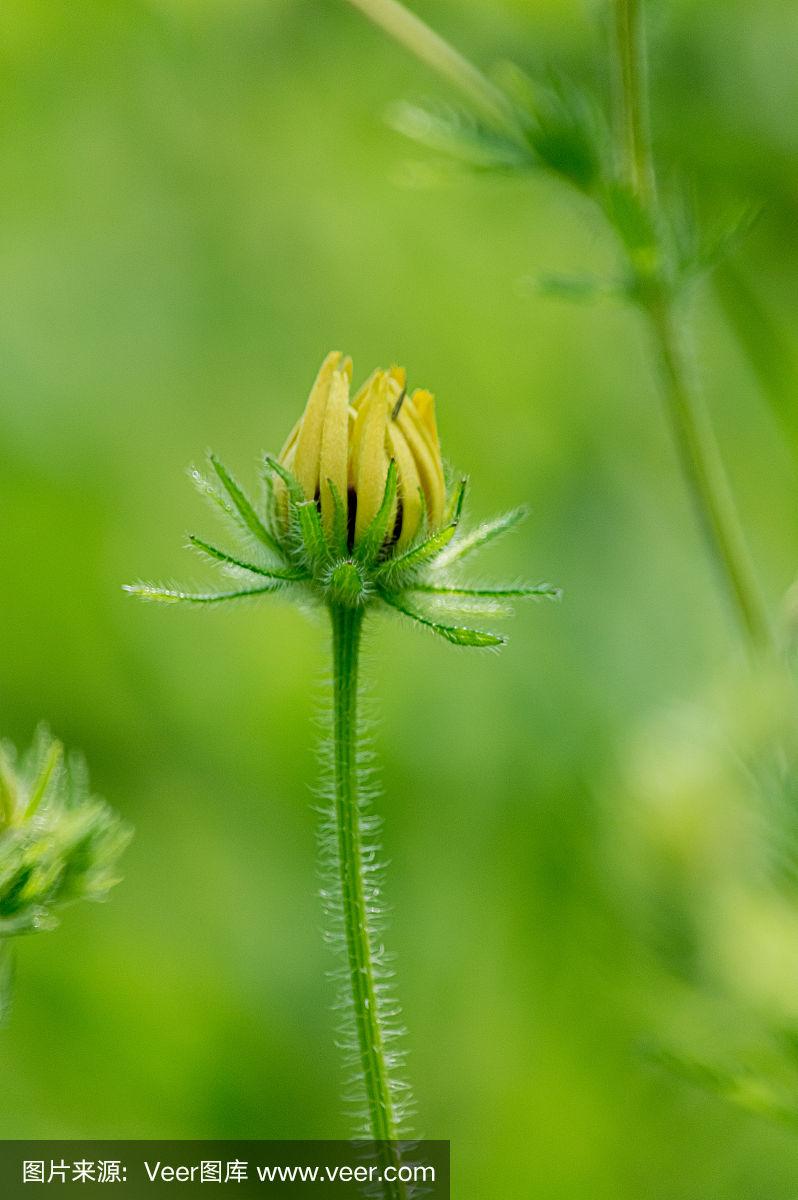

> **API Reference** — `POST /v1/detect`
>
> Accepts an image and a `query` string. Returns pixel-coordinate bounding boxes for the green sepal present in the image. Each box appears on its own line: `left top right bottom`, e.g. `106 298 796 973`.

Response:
325 479 349 558
297 500 329 571
356 459 398 566
437 505 527 567
188 466 235 521
209 454 285 559
375 479 466 584
415 485 429 539
376 521 457 585
123 582 291 605
406 581 560 600
444 476 468 525
188 535 308 581
264 455 306 509
379 590 505 648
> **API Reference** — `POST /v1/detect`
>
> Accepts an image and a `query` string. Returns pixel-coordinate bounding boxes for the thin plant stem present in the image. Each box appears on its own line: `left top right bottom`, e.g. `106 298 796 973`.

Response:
611 0 771 652
344 0 771 651
344 0 520 138
611 0 654 202
329 603 406 1195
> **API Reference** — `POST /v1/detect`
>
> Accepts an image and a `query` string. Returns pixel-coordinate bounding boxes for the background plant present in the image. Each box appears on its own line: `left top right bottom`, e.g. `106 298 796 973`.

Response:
0 726 130 1021
1 1 797 1195
346 0 771 651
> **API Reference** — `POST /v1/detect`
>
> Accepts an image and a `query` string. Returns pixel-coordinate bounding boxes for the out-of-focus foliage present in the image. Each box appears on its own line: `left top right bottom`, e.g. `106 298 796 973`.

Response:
0 727 130 938
1 0 798 1196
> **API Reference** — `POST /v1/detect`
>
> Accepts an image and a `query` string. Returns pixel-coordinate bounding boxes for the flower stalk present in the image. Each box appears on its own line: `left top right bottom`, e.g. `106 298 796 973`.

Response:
329 603 407 1193
127 352 557 1152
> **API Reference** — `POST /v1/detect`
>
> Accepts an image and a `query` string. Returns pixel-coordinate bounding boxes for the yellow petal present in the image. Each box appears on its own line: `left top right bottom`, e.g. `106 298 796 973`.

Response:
388 365 407 392
354 372 391 543
277 416 302 464
319 366 350 533
396 397 445 528
293 351 341 499
349 372 380 481
388 422 422 548
352 368 380 411
411 389 441 457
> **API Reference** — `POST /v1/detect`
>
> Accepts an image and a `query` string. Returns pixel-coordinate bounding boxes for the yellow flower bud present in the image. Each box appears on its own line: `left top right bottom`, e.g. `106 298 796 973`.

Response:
278 353 446 552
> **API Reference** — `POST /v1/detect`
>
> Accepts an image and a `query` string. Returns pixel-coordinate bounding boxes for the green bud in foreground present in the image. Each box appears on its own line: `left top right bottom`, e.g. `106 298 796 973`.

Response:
126 353 560 646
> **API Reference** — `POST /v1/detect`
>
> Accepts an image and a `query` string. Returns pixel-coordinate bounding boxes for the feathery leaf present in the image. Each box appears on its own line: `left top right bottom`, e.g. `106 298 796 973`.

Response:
379 590 505 647
376 522 458 583
209 454 285 559
436 505 528 567
188 535 307 581
407 581 560 599
123 583 290 605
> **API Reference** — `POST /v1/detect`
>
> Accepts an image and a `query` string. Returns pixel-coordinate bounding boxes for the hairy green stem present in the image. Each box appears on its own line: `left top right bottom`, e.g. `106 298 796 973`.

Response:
329 603 405 1194
612 0 771 651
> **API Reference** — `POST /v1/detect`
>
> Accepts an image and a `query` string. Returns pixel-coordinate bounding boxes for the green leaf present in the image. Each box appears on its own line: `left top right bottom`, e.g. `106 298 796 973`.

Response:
527 78 603 194
379 590 505 648
389 100 533 172
188 535 308 581
356 459 398 565
209 455 285 559
646 1042 798 1133
406 582 561 600
535 273 619 303
436 505 528 567
123 583 290 605
496 65 605 193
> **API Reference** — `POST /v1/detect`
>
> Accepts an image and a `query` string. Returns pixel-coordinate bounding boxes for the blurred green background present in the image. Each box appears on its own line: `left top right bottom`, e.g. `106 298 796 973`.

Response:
2 0 798 1195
